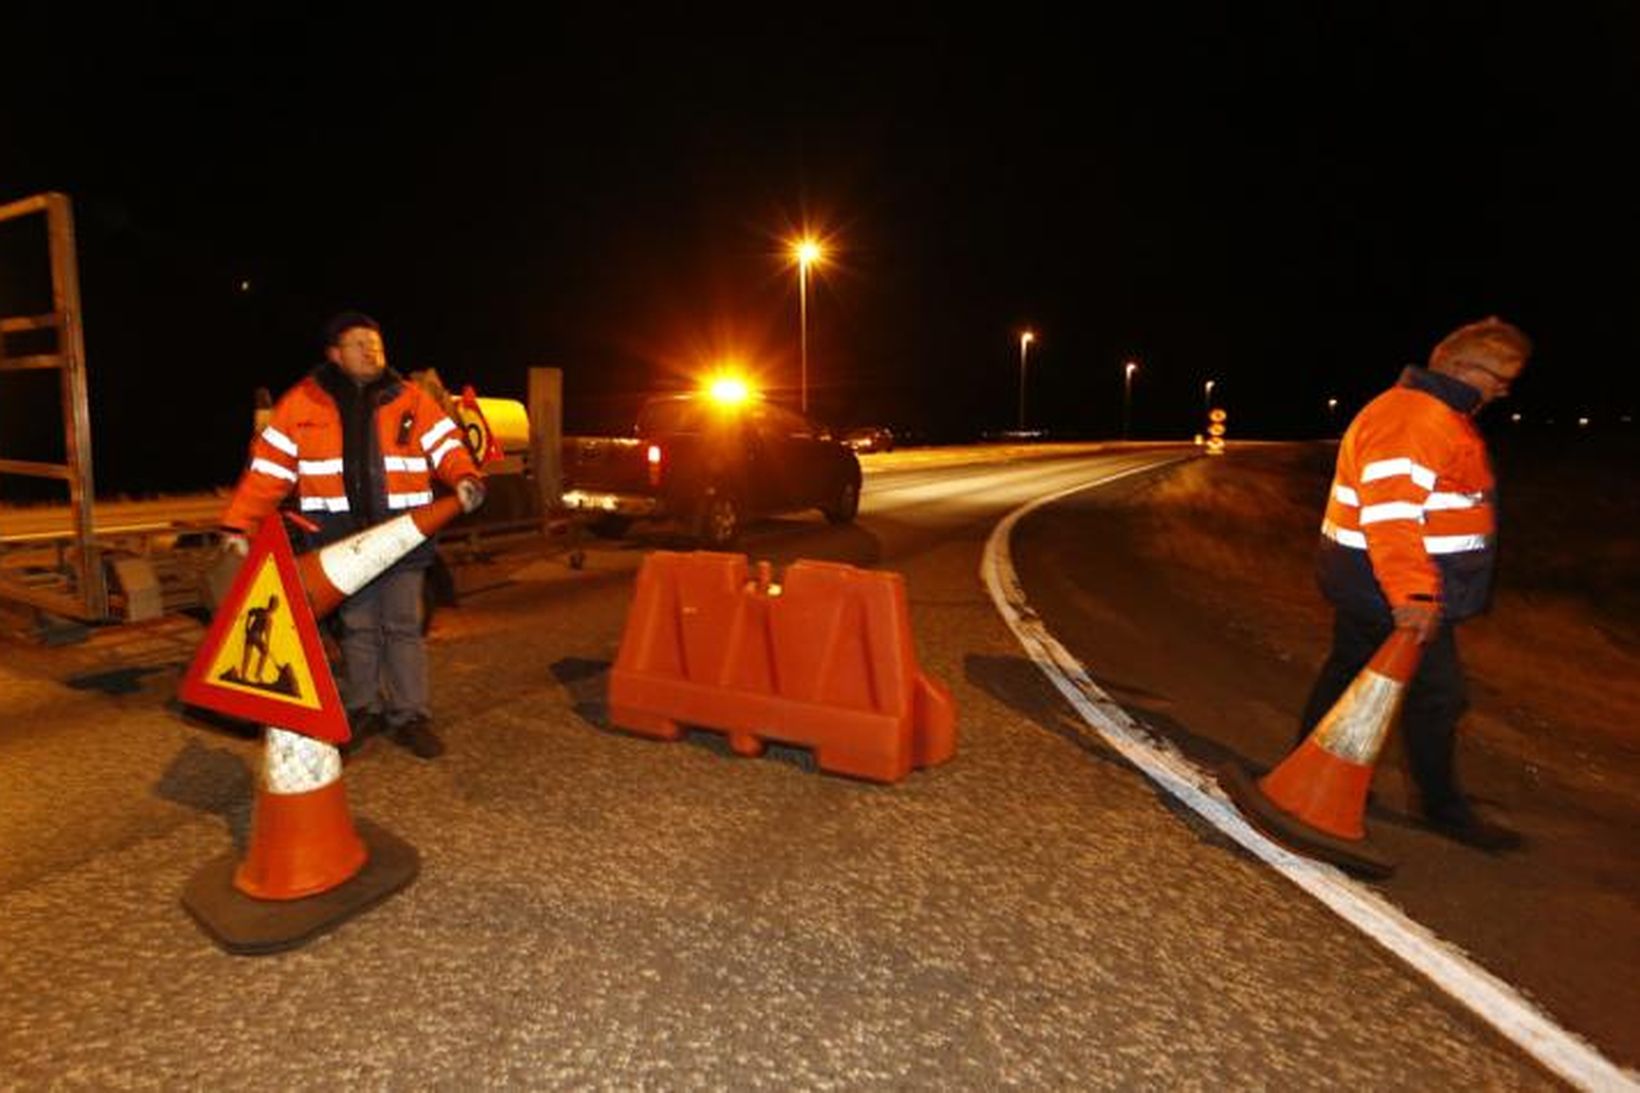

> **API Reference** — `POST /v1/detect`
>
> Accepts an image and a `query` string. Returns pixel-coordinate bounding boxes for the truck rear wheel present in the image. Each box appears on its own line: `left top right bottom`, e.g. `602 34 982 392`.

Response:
822 480 860 524
694 491 741 549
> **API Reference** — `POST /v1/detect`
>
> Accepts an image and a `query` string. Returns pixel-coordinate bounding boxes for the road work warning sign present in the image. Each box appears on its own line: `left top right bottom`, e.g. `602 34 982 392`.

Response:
458 385 504 466
178 516 349 743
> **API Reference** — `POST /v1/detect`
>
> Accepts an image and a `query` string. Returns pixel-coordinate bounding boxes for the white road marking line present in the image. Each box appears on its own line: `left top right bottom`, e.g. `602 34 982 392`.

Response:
980 457 1637 1093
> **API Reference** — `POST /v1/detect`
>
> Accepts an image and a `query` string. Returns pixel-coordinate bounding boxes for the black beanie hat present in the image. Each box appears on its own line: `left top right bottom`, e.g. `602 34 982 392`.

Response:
323 310 381 347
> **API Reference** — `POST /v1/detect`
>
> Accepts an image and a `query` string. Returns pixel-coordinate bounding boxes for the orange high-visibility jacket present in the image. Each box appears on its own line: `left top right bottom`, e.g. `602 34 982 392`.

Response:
223 365 480 561
1317 366 1498 622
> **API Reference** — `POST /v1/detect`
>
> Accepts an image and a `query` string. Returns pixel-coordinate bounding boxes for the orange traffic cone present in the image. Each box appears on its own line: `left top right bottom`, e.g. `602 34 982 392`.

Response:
235 728 367 899
298 494 465 620
183 727 420 953
1220 629 1424 877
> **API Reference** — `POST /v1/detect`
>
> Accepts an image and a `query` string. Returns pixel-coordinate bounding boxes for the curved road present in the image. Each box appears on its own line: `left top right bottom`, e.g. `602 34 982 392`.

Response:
0 446 1601 1087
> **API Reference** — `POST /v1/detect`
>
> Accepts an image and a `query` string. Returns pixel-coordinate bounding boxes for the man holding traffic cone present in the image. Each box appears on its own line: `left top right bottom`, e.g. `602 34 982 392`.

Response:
1299 317 1531 853
222 311 485 758
1222 318 1531 874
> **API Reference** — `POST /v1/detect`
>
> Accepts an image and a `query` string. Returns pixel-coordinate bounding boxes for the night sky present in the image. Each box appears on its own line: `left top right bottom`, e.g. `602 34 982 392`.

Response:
2 6 1636 496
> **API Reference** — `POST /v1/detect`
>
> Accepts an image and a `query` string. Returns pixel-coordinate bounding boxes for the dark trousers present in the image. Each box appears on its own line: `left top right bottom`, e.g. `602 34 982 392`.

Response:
338 566 429 726
1298 610 1468 813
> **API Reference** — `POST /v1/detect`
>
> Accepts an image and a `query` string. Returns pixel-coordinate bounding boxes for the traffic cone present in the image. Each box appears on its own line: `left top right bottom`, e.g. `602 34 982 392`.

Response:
235 727 367 899
1220 629 1423 878
298 494 465 620
182 726 421 953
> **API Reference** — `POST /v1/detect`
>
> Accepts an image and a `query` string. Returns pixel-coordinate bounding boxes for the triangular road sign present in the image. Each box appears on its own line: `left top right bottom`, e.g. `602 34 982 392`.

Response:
459 385 504 466
179 516 349 743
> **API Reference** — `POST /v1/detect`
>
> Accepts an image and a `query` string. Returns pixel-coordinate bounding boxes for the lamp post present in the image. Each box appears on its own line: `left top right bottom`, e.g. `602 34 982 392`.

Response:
791 237 824 416
1123 360 1138 439
1017 330 1036 432
1204 379 1216 418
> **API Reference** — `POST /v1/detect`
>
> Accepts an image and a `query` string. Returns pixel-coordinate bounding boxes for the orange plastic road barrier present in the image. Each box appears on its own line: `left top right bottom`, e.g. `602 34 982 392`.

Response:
1220 629 1424 877
609 552 956 783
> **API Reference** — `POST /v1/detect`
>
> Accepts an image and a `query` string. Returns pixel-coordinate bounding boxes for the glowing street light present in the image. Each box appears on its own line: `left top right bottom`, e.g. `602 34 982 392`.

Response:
1017 329 1036 432
1204 378 1216 417
1122 360 1139 439
790 236 826 415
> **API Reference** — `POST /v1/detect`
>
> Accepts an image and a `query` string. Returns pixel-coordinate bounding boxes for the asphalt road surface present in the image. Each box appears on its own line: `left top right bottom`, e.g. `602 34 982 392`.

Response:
0 445 1624 1088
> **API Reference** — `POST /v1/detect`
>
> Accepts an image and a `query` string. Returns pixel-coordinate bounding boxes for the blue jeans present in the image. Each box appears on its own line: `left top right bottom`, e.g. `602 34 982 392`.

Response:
338 566 428 726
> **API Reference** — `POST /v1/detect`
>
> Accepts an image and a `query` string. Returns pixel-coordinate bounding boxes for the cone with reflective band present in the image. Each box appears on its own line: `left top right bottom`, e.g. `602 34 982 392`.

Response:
234 728 367 899
1220 629 1424 877
183 732 421 954
1263 629 1422 837
297 494 465 620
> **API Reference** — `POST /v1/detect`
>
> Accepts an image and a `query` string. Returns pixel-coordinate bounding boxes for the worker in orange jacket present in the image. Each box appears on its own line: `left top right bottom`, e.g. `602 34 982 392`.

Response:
1300 316 1531 851
222 311 485 758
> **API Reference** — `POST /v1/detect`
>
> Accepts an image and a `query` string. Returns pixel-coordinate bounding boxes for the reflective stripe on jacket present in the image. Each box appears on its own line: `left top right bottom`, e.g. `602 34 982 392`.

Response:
223 364 480 565
1317 366 1497 622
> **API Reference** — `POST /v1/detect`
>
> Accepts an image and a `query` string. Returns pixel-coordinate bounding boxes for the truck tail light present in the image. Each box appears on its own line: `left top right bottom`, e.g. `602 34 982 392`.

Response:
646 443 663 487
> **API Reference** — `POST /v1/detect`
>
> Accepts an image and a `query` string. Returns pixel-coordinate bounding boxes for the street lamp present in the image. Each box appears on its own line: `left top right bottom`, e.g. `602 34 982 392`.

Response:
790 237 825 415
1204 379 1216 418
1017 330 1036 432
1123 360 1139 439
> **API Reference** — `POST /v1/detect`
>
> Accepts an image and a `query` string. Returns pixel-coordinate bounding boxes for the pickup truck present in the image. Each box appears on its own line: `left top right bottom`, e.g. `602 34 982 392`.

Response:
560 392 863 547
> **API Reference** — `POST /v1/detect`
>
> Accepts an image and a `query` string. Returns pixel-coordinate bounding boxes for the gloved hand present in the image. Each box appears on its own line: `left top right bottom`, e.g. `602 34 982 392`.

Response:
1392 598 1440 644
222 530 250 557
456 476 487 514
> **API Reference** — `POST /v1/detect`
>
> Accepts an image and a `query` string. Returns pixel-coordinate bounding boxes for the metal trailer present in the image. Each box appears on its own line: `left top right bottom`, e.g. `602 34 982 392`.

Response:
1 194 576 635
0 193 108 625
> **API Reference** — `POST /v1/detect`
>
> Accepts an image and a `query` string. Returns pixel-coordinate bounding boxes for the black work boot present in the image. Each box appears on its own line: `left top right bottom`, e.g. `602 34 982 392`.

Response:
392 716 444 760
1423 800 1523 852
342 709 383 758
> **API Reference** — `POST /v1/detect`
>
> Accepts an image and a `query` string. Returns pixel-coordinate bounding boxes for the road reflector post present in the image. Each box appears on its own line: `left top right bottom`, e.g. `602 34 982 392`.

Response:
177 498 466 953
609 551 956 783
1219 629 1423 878
1206 408 1227 456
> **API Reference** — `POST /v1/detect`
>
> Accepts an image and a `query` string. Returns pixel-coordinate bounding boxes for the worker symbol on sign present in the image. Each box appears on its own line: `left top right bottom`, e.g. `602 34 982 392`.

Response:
240 595 278 682
218 592 301 699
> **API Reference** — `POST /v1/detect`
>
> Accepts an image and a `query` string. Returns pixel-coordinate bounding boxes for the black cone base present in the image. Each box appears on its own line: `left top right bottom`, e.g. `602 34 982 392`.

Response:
182 818 420 955
1218 761 1396 879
